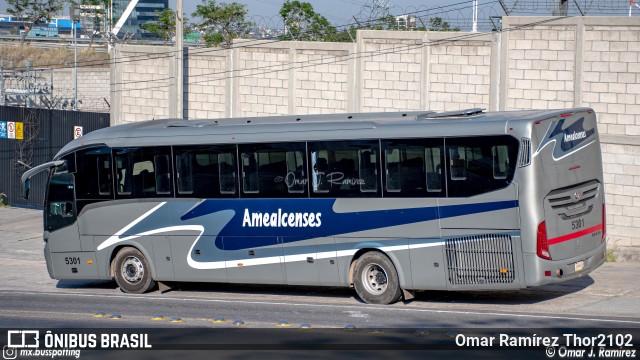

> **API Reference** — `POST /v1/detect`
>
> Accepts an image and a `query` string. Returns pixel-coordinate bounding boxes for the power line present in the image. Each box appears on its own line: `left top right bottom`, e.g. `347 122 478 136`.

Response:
13 0 491 72
111 16 570 95
109 0 503 88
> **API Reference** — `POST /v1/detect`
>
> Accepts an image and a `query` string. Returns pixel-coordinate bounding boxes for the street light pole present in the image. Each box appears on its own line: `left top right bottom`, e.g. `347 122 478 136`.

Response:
472 0 478 32
176 0 183 119
73 19 77 111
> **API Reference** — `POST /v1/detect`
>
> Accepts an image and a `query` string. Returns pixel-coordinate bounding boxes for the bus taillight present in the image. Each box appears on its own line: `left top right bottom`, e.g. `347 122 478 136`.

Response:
602 203 606 242
537 221 552 260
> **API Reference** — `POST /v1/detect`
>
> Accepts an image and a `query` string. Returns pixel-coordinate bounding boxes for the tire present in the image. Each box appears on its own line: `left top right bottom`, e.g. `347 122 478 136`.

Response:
113 247 156 294
353 251 402 304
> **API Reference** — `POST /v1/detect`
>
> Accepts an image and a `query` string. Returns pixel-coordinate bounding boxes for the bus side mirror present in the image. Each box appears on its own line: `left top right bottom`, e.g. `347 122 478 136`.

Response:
22 178 30 200
20 159 66 201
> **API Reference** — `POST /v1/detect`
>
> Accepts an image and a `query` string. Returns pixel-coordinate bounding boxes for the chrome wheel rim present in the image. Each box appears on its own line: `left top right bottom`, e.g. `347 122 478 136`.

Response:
361 263 388 295
122 256 144 284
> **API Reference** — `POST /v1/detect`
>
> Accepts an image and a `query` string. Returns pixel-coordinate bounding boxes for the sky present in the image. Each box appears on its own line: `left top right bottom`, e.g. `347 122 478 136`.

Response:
0 0 448 22
0 0 634 31
0 0 489 29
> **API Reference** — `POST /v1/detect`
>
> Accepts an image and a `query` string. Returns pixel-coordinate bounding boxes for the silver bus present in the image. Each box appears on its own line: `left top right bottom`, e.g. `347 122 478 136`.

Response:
22 108 606 304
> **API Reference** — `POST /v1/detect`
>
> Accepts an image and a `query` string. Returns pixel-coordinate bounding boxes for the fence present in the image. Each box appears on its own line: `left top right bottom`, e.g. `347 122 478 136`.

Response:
0 106 109 208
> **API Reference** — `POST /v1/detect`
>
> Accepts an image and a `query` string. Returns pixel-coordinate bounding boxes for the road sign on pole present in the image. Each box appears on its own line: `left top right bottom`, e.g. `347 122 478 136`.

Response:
74 126 83 139
7 121 15 139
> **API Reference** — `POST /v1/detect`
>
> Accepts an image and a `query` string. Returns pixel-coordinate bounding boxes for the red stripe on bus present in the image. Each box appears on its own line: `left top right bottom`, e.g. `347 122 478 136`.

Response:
548 224 603 246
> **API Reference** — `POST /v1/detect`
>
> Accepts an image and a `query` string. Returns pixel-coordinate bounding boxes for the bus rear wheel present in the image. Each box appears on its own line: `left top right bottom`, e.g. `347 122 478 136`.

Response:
113 247 156 294
353 251 402 304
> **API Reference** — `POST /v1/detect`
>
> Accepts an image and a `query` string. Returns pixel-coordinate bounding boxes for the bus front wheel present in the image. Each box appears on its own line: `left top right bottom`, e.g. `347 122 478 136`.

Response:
353 251 402 304
113 247 157 294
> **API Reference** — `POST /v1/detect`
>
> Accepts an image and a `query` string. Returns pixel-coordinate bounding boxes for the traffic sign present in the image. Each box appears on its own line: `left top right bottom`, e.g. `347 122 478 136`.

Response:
74 126 83 139
7 121 15 139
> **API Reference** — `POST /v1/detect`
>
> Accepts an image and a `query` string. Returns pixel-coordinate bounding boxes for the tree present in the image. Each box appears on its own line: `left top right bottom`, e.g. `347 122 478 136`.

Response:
7 0 65 45
428 17 460 32
326 26 357 43
140 8 176 44
279 1 336 42
192 0 252 47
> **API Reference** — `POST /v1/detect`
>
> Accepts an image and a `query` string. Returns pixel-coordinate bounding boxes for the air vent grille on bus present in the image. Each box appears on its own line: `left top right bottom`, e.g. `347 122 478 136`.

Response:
548 184 599 208
546 181 600 219
519 138 531 167
445 234 515 286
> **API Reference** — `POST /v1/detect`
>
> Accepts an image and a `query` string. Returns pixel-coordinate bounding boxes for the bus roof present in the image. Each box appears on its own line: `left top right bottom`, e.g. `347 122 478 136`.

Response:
57 108 594 157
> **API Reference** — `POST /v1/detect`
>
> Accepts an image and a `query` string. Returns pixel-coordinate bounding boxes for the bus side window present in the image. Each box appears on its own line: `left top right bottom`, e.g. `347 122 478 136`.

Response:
385 149 401 192
242 152 259 194
175 153 194 195
239 143 307 198
493 145 509 179
175 146 230 198
309 140 379 198
286 151 306 193
115 154 132 195
132 161 154 197
382 139 444 198
114 147 173 198
219 153 237 194
75 148 112 201
312 153 330 193
359 149 378 192
154 155 171 195
449 147 467 180
446 136 518 197
97 155 112 196
425 147 442 192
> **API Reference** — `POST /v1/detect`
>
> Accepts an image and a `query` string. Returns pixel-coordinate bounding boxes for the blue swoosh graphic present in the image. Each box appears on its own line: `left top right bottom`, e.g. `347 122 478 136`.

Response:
177 199 518 250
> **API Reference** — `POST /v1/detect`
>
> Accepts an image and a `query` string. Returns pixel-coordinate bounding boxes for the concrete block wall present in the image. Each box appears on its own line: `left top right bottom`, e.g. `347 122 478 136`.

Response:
185 49 226 119
237 47 289 116
51 68 110 111
295 48 349 114
581 23 640 251
428 40 491 111
112 45 172 123
507 26 575 110
582 25 640 136
111 17 640 255
361 38 422 112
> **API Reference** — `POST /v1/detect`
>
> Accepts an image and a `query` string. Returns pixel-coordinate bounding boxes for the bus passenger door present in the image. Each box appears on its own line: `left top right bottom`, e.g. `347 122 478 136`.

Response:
224 236 285 284
46 173 81 252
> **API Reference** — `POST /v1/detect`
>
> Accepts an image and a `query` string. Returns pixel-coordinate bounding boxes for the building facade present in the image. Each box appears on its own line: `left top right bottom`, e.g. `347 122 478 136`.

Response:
113 0 168 39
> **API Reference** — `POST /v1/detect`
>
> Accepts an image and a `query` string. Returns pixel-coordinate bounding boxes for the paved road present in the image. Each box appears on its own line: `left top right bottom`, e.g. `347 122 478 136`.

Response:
1 206 639 329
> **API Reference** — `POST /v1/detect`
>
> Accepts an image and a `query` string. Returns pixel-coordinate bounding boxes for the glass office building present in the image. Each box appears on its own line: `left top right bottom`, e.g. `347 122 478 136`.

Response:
112 0 168 39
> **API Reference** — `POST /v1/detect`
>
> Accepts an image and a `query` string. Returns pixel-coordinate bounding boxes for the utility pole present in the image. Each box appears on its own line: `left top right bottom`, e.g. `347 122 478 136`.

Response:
74 20 78 110
176 0 184 119
553 0 568 16
472 0 478 32
0 60 4 106
71 7 80 111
